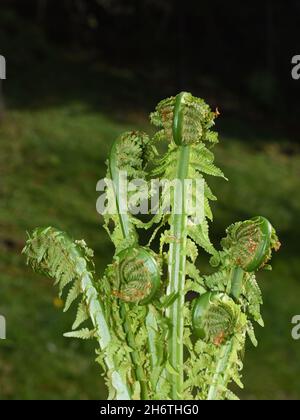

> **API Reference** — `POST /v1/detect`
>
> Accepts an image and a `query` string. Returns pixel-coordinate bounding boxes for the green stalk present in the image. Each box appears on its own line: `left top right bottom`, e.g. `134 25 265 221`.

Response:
146 305 163 393
230 266 244 301
207 266 244 400
109 140 133 240
109 139 149 399
76 265 131 400
23 228 131 400
121 304 149 399
207 339 234 400
116 250 150 397
167 144 190 399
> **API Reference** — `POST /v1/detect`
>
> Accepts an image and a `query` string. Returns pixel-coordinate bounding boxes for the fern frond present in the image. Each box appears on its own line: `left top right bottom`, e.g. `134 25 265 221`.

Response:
109 131 152 179
187 219 216 256
72 301 89 330
150 92 219 145
204 270 228 292
246 321 258 347
243 273 264 325
104 131 154 250
23 227 131 400
202 298 240 344
64 328 96 340
64 281 81 312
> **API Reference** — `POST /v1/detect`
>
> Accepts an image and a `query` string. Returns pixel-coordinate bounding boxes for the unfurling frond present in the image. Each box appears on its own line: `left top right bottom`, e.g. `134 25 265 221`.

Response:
202 298 239 345
108 130 153 179
150 92 219 145
221 216 280 272
23 227 131 400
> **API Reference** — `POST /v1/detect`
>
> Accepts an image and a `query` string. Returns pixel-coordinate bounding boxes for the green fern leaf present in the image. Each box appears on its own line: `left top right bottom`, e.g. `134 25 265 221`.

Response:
64 281 81 312
64 328 96 340
186 238 198 263
72 301 89 330
188 219 216 256
192 160 227 179
246 321 258 347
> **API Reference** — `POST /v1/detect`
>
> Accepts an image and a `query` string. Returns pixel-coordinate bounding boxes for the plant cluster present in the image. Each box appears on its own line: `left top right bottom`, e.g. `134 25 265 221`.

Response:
23 92 280 400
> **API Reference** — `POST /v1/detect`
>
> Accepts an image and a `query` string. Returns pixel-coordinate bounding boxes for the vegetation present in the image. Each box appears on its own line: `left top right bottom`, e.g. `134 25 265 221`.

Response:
21 92 282 400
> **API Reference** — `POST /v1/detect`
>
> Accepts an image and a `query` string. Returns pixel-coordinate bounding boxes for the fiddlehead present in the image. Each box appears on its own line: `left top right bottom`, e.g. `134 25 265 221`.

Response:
106 131 162 304
105 130 152 247
23 227 131 400
113 246 161 304
151 91 219 145
104 131 164 399
221 216 280 273
150 92 224 256
149 92 224 399
193 216 280 400
192 292 240 345
221 216 280 301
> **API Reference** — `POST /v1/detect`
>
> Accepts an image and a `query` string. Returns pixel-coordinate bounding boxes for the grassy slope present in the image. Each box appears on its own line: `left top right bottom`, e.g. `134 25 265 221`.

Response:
0 105 300 399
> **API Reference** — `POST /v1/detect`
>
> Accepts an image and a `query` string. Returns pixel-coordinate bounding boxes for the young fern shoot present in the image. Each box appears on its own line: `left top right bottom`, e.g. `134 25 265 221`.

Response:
23 228 131 400
23 92 280 400
149 92 226 398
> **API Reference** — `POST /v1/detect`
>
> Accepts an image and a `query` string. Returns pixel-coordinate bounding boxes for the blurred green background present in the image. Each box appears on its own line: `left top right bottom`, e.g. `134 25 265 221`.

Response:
0 1 300 400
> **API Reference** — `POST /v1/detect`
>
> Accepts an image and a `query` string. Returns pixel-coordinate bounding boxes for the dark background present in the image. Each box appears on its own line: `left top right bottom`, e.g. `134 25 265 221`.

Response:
1 0 300 133
0 0 300 400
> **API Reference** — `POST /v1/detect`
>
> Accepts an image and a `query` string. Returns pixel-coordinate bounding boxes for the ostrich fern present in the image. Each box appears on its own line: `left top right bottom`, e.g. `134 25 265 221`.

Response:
23 92 280 400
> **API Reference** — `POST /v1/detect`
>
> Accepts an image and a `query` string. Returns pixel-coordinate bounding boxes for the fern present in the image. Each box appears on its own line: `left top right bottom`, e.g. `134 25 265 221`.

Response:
23 227 131 400
23 92 280 401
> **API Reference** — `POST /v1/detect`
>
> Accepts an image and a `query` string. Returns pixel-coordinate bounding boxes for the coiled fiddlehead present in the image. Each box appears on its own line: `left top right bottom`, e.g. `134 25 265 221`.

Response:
106 131 163 399
222 216 279 273
107 132 161 305
151 91 219 145
192 292 240 345
221 216 280 300
107 130 152 243
113 246 161 305
196 216 280 400
23 227 131 400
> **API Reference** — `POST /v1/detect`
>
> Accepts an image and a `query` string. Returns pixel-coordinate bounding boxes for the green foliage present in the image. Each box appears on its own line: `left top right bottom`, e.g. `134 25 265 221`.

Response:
22 92 280 400
221 216 280 271
23 227 132 400
150 92 219 145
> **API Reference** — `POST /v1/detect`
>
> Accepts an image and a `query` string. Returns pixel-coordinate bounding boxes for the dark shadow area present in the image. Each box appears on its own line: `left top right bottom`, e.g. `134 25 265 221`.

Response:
1 0 300 140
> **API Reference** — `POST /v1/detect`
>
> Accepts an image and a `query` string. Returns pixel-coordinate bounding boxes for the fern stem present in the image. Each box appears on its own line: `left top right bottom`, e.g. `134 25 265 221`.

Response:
109 141 151 399
22 227 131 400
117 259 150 398
230 266 244 300
146 305 164 394
121 304 150 399
24 229 131 400
109 140 133 240
78 267 131 399
207 338 234 400
167 145 190 399
207 265 244 400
